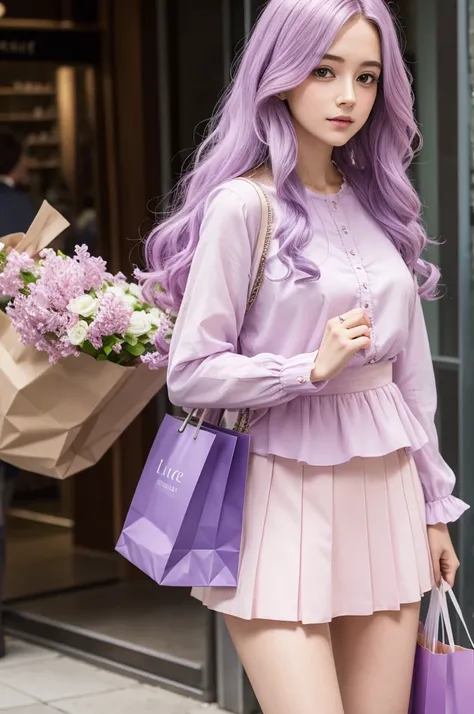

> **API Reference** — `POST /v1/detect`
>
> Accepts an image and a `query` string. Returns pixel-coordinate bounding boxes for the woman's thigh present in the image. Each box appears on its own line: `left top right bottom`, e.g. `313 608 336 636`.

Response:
330 603 420 714
224 615 345 714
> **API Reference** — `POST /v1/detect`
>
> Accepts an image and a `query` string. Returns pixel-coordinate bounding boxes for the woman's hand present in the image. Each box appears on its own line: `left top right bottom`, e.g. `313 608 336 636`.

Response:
311 308 371 383
427 524 460 588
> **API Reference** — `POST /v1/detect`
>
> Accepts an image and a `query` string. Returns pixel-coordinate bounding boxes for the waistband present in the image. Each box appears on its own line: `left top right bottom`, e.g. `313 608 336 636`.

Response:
316 361 393 397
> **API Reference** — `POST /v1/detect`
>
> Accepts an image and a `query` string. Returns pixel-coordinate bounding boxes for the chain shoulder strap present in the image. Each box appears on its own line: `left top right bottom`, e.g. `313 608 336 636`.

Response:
232 177 274 433
234 177 273 313
180 178 274 436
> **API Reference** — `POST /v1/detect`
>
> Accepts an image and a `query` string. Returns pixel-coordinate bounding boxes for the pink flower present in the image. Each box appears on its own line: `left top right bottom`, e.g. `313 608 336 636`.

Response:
73 245 107 290
140 330 168 369
36 246 106 312
0 250 37 298
2 242 162 367
6 292 79 363
141 351 167 370
87 293 133 349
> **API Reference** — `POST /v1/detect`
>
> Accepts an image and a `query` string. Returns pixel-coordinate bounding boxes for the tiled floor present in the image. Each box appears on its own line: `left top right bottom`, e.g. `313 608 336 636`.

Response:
0 639 225 714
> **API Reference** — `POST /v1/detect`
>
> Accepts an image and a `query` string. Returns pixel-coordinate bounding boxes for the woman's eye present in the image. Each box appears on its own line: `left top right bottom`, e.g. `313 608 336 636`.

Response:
313 67 334 79
358 73 379 85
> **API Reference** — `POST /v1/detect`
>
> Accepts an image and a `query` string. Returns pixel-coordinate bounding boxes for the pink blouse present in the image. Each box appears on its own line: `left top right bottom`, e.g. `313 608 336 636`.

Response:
167 178 469 525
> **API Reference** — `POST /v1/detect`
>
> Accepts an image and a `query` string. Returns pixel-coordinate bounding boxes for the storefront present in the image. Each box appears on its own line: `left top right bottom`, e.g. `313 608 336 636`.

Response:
2 2 473 713
412 0 474 638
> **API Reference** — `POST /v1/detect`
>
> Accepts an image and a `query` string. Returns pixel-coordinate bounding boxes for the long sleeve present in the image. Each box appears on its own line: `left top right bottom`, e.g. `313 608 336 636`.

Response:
167 186 327 411
393 291 469 524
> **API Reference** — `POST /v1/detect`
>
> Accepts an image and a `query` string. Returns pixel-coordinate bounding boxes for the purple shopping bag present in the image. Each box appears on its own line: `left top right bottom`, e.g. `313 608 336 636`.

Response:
115 413 250 587
409 583 474 714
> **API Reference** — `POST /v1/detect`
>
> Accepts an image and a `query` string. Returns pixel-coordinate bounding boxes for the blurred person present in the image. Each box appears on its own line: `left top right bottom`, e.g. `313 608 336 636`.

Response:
0 130 36 657
0 130 36 235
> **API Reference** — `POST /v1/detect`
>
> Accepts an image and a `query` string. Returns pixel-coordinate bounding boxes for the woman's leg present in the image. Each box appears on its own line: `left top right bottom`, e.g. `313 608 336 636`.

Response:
224 614 345 714
330 603 420 714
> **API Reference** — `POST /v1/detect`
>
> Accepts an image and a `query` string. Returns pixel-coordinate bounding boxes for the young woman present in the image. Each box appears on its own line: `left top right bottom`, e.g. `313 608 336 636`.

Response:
142 1 469 712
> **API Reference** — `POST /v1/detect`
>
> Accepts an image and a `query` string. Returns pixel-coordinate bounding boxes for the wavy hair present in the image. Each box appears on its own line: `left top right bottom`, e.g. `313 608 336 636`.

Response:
141 0 439 355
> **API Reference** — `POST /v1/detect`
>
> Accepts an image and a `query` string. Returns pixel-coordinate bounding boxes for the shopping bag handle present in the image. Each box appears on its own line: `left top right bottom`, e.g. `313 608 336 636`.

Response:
178 409 207 440
425 584 444 652
442 580 474 649
425 580 474 653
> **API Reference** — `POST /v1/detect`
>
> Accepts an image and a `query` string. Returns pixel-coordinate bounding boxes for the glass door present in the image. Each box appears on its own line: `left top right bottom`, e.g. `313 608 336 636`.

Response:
1 55 116 602
411 0 474 640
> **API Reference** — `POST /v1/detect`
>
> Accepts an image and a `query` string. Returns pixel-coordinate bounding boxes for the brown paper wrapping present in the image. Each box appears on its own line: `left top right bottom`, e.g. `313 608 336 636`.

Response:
0 201 166 479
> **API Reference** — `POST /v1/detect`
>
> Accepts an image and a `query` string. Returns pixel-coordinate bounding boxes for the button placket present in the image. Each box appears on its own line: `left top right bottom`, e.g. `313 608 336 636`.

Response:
327 198 378 364
329 200 367 303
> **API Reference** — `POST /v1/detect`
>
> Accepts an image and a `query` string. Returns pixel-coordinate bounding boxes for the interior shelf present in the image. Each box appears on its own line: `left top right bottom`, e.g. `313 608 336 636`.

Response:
0 88 55 96
26 139 60 147
29 160 61 170
0 113 57 122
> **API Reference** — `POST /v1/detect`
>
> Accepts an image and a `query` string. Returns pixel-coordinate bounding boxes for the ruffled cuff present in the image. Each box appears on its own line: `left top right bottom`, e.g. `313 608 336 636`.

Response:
280 350 328 396
425 495 470 525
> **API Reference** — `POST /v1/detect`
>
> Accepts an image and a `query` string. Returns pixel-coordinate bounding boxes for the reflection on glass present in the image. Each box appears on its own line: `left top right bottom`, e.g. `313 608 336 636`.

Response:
0 61 100 257
470 1 474 283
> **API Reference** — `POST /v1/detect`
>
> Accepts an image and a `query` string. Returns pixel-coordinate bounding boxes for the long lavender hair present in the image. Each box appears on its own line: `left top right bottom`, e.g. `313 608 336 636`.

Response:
141 0 439 330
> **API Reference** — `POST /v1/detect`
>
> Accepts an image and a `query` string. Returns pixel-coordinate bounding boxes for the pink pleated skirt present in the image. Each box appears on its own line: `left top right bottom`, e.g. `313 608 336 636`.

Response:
192 449 434 624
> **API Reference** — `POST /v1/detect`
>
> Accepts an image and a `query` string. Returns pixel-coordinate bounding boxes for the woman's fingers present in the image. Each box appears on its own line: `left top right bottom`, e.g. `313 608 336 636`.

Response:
351 336 371 352
440 551 460 588
347 324 371 340
432 559 441 587
338 308 371 329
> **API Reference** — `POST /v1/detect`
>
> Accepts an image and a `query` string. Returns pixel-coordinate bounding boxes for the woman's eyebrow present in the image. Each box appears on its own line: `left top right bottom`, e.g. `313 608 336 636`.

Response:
322 53 382 70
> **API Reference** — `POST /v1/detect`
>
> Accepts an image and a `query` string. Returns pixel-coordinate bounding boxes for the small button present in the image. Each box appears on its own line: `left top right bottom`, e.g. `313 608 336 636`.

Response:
362 282 368 289
332 201 338 209
369 359 376 364
297 376 306 384
350 249 356 256
356 266 362 270
364 302 370 309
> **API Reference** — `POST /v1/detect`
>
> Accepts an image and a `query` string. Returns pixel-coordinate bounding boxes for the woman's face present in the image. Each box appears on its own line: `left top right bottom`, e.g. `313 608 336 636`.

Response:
283 17 382 148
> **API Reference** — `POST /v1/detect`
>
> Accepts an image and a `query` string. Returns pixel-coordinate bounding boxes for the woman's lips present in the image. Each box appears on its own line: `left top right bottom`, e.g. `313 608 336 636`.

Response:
328 118 354 128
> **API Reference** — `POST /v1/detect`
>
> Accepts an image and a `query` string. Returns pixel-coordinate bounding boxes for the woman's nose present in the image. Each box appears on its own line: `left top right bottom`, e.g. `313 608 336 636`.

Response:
336 82 357 107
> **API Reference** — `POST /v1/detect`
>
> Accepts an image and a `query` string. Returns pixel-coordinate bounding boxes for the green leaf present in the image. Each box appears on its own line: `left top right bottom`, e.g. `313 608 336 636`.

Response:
124 341 146 357
57 250 66 258
125 335 138 346
97 354 108 361
20 271 38 285
102 335 120 347
103 346 113 356
81 340 98 357
117 352 134 366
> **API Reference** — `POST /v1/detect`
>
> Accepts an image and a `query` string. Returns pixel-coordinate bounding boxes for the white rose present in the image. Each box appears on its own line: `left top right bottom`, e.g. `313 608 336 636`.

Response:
127 282 142 299
105 284 127 297
68 295 99 318
149 307 163 327
122 293 139 308
126 311 153 337
67 320 89 346
0 242 5 252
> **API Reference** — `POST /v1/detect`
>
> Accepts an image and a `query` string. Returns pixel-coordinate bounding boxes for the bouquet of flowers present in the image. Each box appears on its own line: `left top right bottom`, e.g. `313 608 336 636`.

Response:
0 201 167 479
0 241 168 368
